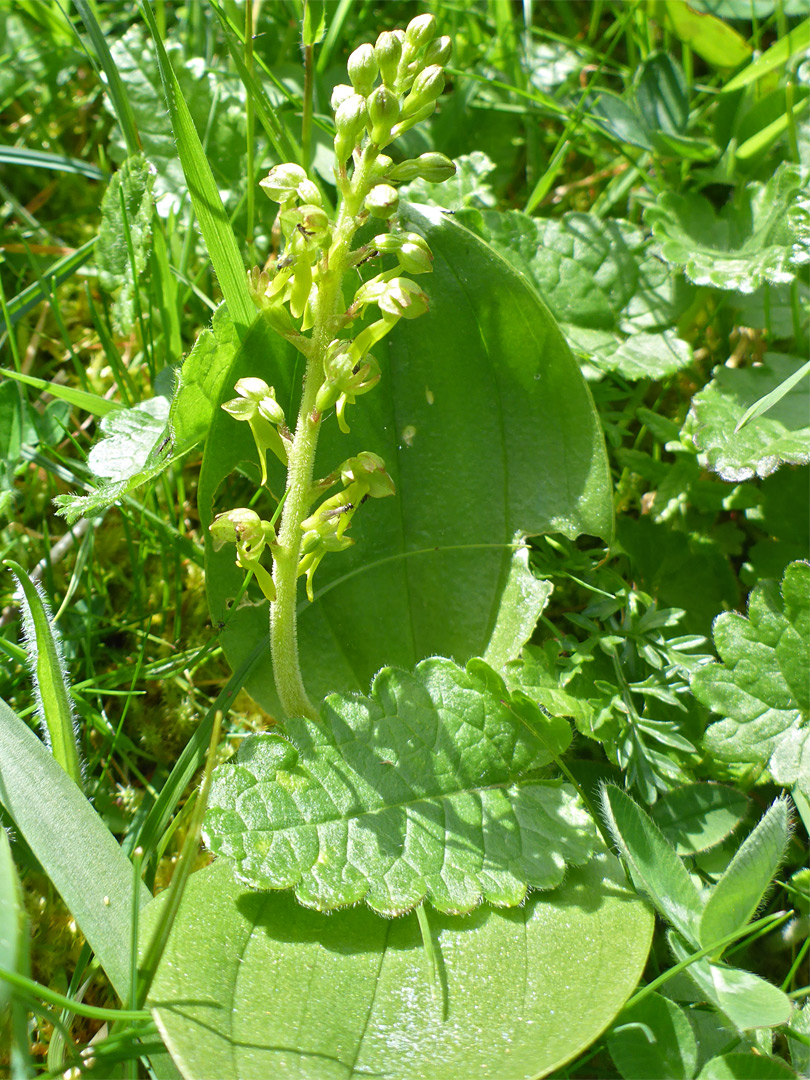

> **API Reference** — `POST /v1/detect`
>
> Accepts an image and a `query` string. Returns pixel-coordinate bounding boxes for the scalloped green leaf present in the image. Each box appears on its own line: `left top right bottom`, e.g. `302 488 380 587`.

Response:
686 354 810 481
646 163 810 293
457 207 692 380
693 562 810 799
143 853 653 1080
203 658 597 915
201 203 612 715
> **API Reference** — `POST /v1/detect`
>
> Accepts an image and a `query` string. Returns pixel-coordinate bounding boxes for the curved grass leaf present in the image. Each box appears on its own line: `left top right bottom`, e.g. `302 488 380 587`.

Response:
646 164 809 293
201 203 612 714
699 797 790 952
0 826 30 1076
143 853 653 1080
4 560 82 788
0 146 106 180
0 239 96 338
0 699 150 1001
607 992 697 1080
694 562 809 798
601 784 703 944
204 657 596 915
686 355 810 481
0 367 121 418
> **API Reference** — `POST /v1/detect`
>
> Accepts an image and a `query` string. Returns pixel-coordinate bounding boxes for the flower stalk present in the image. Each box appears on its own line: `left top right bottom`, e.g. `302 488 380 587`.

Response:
212 15 456 719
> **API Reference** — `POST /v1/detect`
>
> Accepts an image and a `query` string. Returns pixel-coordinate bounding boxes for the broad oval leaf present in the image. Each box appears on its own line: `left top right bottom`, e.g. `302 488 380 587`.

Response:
698 1052 798 1080
203 658 597 915
199 203 612 716
144 853 654 1080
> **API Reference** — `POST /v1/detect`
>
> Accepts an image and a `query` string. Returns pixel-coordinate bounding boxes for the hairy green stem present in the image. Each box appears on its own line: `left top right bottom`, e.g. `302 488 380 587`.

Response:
269 151 377 719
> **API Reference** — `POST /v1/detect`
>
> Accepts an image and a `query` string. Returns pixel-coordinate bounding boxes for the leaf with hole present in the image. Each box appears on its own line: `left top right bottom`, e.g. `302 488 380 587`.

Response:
203 657 597 915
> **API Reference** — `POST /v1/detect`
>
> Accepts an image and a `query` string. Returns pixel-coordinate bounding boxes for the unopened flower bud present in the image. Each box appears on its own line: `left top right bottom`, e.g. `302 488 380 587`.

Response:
366 85 400 146
347 43 378 97
386 159 421 183
334 93 368 165
374 31 402 88
298 178 322 206
414 151 456 183
365 183 399 218
401 65 445 118
423 35 452 67
373 231 433 273
260 163 308 204
405 13 436 51
330 83 355 112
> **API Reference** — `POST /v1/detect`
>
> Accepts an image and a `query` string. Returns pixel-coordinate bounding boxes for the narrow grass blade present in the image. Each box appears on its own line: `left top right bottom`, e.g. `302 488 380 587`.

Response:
0 827 32 1078
137 712 222 1008
734 358 810 431
0 146 106 180
0 368 121 417
139 0 255 342
71 0 141 157
316 0 355 74
5 560 83 790
721 17 810 94
0 698 151 1002
0 239 96 336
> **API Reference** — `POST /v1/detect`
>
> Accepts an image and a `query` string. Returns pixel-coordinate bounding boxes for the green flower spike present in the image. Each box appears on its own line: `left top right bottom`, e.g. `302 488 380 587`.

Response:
209 508 277 603
221 378 288 484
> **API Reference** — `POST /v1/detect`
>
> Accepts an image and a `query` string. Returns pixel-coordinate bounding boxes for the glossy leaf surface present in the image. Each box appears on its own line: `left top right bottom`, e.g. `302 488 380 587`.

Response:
204 658 596 915
201 203 612 715
144 853 653 1080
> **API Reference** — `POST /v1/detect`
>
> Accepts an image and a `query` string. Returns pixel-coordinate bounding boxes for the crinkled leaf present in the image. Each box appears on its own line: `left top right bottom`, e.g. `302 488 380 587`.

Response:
668 933 792 1031
693 562 810 798
54 397 171 524
607 992 697 1080
96 153 155 332
699 797 790 951
601 785 703 944
646 163 810 292
204 658 596 916
399 151 497 210
686 354 810 481
460 207 692 380
169 303 238 450
142 853 653 1080
650 783 749 854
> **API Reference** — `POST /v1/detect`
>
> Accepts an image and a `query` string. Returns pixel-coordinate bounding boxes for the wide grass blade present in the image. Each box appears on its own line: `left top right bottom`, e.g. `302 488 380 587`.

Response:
0 146 106 180
0 368 122 417
0 699 151 1001
0 826 32 1078
5 560 83 790
139 0 256 342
